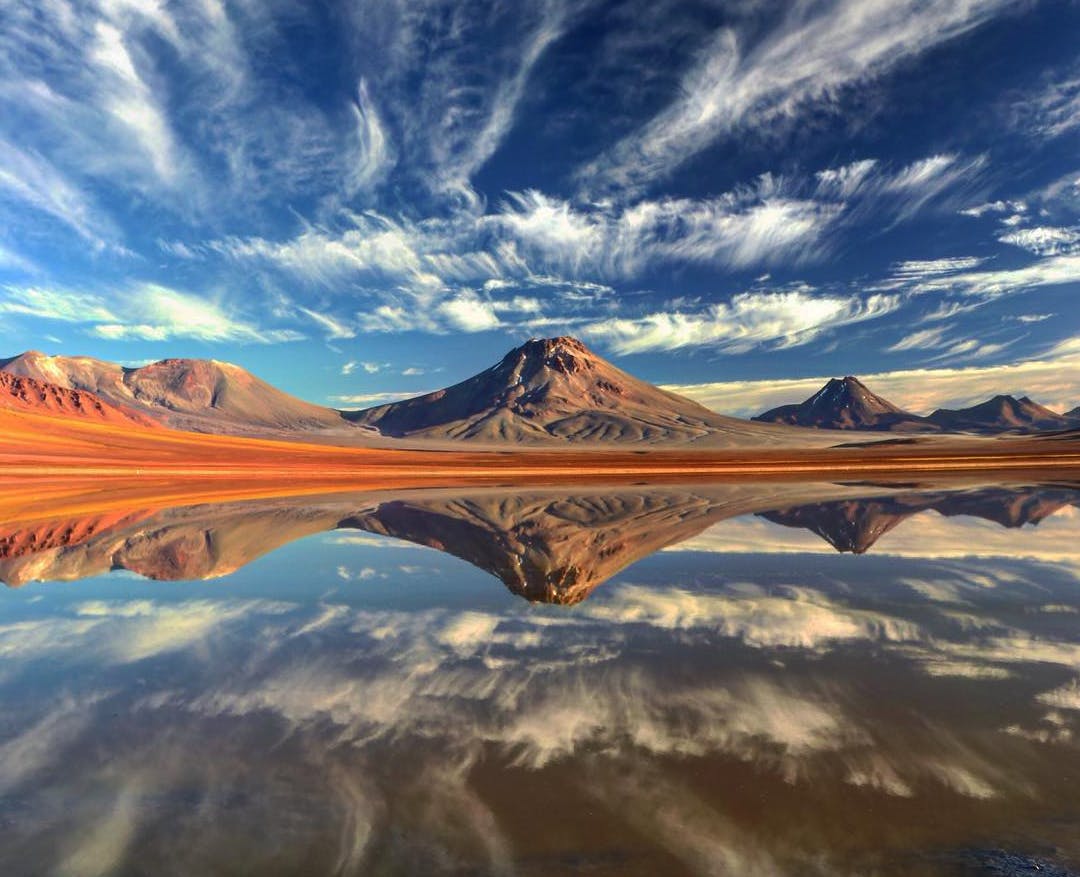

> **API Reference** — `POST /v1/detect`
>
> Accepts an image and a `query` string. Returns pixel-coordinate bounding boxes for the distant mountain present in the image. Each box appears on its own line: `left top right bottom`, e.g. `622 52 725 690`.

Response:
0 370 158 428
0 351 351 436
752 376 933 431
926 395 1072 434
347 336 824 446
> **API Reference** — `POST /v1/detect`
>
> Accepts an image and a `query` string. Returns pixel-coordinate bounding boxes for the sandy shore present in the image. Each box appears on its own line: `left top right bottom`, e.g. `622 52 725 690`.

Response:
1 406 1078 525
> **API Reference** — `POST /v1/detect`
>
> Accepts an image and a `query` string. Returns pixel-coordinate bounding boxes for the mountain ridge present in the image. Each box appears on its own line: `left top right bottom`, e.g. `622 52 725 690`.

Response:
346 336 831 446
755 376 1078 435
753 376 934 431
926 394 1074 433
0 350 350 436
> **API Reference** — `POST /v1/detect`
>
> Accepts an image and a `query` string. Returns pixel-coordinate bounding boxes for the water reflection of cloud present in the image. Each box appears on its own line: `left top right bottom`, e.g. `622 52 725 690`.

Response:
0 599 294 664
3 552 1080 874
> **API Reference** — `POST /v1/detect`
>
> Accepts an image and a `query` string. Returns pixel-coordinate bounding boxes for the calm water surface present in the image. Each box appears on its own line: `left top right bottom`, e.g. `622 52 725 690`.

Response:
1 481 1079 876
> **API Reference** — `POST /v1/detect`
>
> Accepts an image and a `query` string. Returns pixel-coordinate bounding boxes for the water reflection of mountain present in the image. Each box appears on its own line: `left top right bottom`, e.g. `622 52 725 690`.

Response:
5 486 1080 873
758 486 1080 554
2 482 1079 598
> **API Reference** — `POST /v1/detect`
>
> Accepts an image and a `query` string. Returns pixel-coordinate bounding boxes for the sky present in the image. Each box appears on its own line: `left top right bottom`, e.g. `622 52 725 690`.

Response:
1 0 1079 416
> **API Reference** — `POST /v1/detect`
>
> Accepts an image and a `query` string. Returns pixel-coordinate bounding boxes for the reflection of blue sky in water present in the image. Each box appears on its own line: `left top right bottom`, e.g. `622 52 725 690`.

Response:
2 492 1080 874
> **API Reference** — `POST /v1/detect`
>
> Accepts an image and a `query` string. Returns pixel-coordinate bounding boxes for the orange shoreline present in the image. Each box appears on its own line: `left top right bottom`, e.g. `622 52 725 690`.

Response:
2 405 1079 525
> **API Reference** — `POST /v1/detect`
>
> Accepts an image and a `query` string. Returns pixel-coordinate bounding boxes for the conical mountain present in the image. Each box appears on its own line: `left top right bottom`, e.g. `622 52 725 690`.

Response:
346 336 818 445
0 351 349 435
752 376 933 431
926 394 1071 434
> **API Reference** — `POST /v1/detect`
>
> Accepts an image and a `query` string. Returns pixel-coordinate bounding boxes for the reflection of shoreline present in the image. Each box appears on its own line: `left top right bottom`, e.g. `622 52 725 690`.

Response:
2 481 1078 601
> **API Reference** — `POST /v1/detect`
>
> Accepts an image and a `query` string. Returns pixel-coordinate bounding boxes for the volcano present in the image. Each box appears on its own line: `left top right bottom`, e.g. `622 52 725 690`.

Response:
753 376 932 431
346 336 821 446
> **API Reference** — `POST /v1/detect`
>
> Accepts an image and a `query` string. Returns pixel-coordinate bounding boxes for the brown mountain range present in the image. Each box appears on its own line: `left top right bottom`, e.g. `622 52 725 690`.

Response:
346 336 828 446
925 395 1075 433
753 376 932 431
0 351 353 436
3 340 1077 446
755 376 1078 435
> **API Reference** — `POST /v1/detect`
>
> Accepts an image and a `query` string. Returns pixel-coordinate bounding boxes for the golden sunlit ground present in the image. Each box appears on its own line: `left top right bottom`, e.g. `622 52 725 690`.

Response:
1 405 1079 526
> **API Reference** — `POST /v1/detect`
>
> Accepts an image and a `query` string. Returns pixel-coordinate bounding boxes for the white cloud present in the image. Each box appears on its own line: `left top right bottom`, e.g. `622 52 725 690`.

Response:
0 283 303 344
579 0 1021 192
345 79 394 195
1037 680 1080 711
959 200 1027 218
881 154 988 220
889 257 985 282
0 243 36 274
436 291 501 333
349 0 577 199
89 20 183 188
330 391 431 407
583 288 899 355
1014 68 1080 140
298 306 356 340
814 158 879 198
0 285 119 323
998 226 1080 256
0 138 115 247
886 326 950 353
911 253 1080 299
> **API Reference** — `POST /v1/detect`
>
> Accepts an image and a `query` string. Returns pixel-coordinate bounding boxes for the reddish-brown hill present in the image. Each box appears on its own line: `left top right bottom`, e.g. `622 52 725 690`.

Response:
0 351 350 435
0 370 158 427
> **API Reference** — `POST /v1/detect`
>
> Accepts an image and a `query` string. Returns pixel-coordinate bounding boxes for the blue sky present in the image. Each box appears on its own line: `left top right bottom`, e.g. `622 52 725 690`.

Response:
1 0 1079 415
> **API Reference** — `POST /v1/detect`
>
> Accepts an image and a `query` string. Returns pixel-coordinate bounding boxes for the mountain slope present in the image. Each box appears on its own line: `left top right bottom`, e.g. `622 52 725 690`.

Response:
926 395 1071 434
0 351 350 435
347 336 830 446
752 376 933 431
0 371 158 428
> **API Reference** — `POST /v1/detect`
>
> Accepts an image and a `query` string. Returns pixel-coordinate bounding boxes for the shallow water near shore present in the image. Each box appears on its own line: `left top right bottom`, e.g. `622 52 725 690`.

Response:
1 479 1080 875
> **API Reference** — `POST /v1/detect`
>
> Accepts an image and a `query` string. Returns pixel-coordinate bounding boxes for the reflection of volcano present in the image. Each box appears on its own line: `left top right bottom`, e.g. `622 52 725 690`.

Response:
759 487 1080 554
2 482 1079 598
0 488 760 601
344 492 728 604
0 484 852 598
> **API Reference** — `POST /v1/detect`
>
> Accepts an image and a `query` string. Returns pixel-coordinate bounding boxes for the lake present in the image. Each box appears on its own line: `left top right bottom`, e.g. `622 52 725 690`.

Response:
1 479 1079 876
